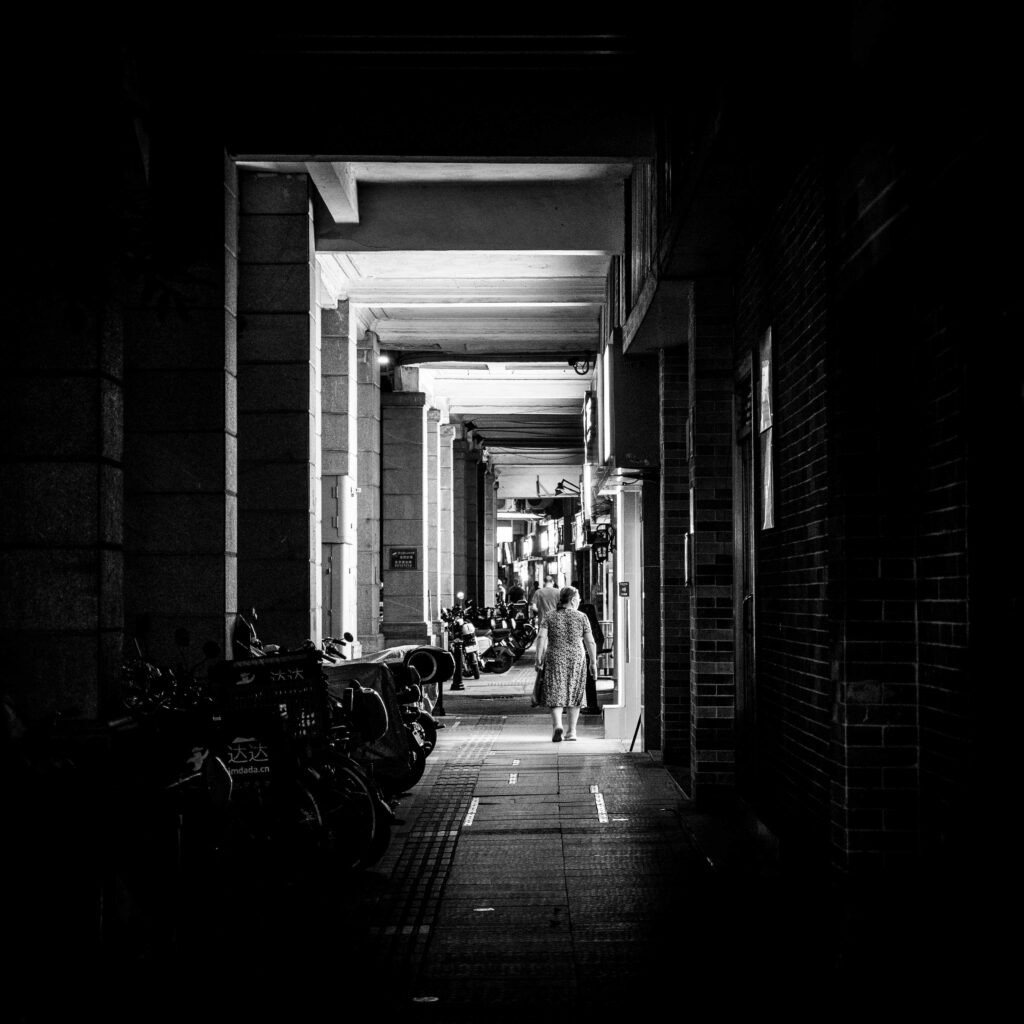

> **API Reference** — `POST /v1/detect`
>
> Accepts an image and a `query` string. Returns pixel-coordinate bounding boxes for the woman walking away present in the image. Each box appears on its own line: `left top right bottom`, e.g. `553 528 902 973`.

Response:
535 586 597 742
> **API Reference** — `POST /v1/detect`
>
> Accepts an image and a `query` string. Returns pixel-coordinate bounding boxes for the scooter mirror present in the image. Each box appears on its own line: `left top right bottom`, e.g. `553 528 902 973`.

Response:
343 631 354 642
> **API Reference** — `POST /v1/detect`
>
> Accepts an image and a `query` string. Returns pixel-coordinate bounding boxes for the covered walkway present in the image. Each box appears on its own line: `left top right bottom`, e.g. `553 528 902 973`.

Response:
82 652 985 1024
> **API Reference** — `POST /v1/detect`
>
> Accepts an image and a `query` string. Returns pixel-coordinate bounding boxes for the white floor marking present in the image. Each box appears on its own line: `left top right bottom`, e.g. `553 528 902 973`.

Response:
509 772 518 784
464 797 480 825
594 791 608 823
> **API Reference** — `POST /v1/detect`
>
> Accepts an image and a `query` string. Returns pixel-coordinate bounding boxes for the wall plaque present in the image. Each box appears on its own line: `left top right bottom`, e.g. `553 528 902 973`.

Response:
388 547 418 570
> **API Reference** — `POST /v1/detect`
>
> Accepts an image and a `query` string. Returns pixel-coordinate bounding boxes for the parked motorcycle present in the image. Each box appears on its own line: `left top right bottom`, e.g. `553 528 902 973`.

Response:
440 599 489 684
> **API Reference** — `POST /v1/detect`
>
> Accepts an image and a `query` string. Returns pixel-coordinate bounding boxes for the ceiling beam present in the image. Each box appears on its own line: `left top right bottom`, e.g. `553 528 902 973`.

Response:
306 162 360 223
317 181 624 252
390 350 597 364
337 277 606 305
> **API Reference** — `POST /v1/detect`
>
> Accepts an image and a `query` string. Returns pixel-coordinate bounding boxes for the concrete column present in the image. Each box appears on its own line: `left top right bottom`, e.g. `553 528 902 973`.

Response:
426 408 441 639
381 392 430 646
439 424 456 611
464 444 482 605
452 434 469 600
357 330 384 652
688 279 736 804
237 171 319 648
482 463 497 605
321 301 358 643
3 268 126 721
123 150 239 671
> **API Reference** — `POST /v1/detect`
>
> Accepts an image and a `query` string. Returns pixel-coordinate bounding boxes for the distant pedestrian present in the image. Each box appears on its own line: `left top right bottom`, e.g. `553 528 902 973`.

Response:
530 575 559 625
535 586 597 742
507 578 526 604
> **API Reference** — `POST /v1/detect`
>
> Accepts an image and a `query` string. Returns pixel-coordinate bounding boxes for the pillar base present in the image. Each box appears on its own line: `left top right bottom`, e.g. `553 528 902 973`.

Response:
382 622 431 648
358 633 386 655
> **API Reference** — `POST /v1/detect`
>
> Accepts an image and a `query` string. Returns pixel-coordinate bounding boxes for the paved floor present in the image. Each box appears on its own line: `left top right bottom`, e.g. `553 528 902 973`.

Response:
54 648 993 1022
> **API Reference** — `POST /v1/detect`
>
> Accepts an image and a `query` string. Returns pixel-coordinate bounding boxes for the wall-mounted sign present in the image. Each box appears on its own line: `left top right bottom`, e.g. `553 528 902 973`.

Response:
618 582 630 597
583 391 596 451
388 547 417 570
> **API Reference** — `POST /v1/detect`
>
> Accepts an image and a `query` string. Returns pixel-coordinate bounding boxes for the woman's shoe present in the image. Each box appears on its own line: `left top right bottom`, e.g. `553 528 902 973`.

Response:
552 727 563 742
564 732 577 741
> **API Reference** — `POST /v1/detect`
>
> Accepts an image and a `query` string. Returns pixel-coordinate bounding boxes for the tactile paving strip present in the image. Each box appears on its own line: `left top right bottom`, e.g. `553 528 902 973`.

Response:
360 717 506 974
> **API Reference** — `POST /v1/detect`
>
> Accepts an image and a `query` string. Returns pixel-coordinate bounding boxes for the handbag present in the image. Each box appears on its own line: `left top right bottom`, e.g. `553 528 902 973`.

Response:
532 664 545 706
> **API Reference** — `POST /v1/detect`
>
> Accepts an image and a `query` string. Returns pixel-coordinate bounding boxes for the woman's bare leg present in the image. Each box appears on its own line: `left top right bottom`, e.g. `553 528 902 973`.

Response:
550 706 565 740
566 706 581 736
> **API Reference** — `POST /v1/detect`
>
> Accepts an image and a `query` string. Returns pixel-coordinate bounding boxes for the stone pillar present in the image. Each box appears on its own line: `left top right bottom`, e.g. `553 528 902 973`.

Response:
381 392 430 646
321 301 358 643
482 464 497 605
439 424 456 611
357 330 384 651
4 267 126 722
122 151 239 673
688 279 736 803
464 444 482 605
452 433 469 601
426 408 441 639
237 171 319 648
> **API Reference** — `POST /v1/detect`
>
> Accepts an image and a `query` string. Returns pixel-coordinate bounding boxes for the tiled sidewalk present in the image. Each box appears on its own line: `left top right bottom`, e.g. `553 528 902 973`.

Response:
359 700 706 1018
91 650 986 1022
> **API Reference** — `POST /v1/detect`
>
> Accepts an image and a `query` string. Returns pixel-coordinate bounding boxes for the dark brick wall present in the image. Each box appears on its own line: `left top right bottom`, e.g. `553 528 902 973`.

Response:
915 329 969 859
688 279 735 800
827 266 922 873
659 348 691 770
735 160 832 847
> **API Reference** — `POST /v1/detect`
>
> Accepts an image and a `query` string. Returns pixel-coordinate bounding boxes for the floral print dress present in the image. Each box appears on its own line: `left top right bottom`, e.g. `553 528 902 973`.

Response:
539 607 592 707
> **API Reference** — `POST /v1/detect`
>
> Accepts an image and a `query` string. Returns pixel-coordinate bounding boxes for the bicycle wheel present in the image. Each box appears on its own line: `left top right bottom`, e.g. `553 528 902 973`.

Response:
311 754 379 871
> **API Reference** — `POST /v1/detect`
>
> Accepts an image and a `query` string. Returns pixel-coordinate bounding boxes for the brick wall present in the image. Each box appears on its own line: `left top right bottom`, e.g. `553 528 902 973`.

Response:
914 328 968 859
659 347 691 771
735 159 832 847
688 279 736 800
